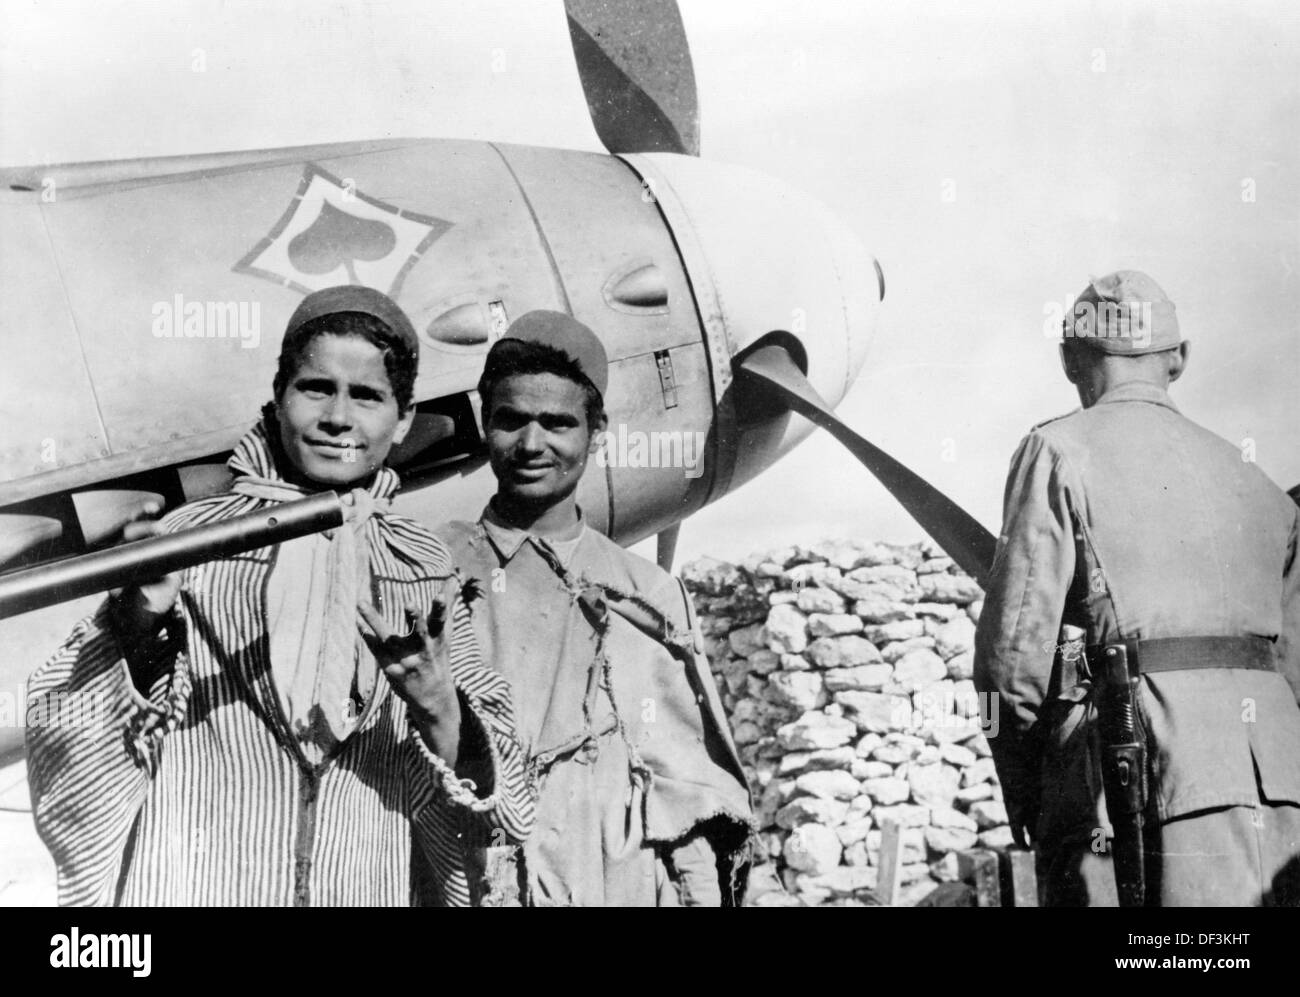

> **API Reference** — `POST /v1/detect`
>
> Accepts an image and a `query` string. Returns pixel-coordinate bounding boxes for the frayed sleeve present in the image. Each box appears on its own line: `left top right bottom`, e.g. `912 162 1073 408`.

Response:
406 597 534 904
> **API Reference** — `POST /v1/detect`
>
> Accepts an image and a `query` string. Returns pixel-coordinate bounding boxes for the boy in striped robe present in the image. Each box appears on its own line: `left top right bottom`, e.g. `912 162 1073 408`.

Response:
26 286 534 906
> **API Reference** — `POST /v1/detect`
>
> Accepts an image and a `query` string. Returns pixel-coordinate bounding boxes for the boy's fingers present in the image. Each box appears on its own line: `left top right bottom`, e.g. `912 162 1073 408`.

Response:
121 520 166 544
406 602 431 644
119 502 165 543
427 599 447 636
357 601 390 641
128 501 162 525
112 514 175 596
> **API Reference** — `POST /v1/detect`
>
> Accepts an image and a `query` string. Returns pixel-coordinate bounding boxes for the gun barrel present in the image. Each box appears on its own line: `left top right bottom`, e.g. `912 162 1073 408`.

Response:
0 492 345 619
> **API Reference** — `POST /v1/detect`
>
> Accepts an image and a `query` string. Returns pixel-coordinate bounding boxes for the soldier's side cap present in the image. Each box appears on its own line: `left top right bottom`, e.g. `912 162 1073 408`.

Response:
487 309 609 397
1063 270 1180 355
284 285 419 355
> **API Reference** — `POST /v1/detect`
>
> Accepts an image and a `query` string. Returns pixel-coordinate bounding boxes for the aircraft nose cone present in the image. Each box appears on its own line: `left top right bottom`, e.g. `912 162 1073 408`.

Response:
622 152 882 411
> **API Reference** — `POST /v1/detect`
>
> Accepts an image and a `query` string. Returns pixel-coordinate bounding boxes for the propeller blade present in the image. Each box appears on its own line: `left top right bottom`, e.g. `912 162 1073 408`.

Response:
563 0 700 156
736 345 997 588
656 522 681 573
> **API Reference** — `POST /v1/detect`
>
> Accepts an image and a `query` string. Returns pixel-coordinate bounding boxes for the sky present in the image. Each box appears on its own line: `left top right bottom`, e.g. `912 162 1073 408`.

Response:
1 0 1297 569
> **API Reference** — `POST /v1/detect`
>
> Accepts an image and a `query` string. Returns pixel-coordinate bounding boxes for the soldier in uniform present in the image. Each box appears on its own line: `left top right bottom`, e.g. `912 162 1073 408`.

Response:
974 270 1300 906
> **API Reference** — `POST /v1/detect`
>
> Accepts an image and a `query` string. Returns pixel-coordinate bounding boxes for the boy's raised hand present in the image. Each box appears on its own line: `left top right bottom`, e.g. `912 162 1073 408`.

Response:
358 582 462 763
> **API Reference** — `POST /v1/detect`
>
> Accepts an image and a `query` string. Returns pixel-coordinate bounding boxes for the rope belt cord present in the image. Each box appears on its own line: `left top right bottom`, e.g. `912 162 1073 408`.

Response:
1086 635 1276 675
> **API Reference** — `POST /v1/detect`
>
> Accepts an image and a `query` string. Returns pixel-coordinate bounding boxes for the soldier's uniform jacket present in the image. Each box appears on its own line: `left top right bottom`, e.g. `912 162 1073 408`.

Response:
974 381 1300 848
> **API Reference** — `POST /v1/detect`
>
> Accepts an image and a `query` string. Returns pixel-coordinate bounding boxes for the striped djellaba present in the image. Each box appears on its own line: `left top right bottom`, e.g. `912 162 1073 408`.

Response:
25 422 534 906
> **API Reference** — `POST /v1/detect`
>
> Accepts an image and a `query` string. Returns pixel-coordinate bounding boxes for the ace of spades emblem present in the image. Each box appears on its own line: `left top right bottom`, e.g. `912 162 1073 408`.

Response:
235 164 451 297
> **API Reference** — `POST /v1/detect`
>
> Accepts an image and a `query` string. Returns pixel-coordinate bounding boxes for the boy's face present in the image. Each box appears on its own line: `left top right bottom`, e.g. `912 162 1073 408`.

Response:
485 372 604 510
275 332 413 488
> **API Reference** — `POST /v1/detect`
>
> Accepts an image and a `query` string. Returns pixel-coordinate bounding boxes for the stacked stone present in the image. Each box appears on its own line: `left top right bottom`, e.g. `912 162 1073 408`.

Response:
682 539 1013 907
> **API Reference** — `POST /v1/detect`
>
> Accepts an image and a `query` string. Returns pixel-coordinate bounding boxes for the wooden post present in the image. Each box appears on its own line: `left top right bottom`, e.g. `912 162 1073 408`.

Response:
1005 847 1039 907
872 819 904 906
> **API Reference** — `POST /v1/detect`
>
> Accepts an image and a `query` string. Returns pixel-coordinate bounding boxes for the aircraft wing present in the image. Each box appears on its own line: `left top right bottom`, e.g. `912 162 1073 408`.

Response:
0 138 571 507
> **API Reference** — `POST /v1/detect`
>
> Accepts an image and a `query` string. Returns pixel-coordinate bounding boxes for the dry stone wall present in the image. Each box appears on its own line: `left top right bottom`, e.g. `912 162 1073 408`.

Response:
682 538 1013 907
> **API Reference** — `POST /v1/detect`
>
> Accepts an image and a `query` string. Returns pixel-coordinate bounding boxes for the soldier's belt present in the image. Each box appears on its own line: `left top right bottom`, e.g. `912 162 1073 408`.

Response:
1085 635 1275 675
